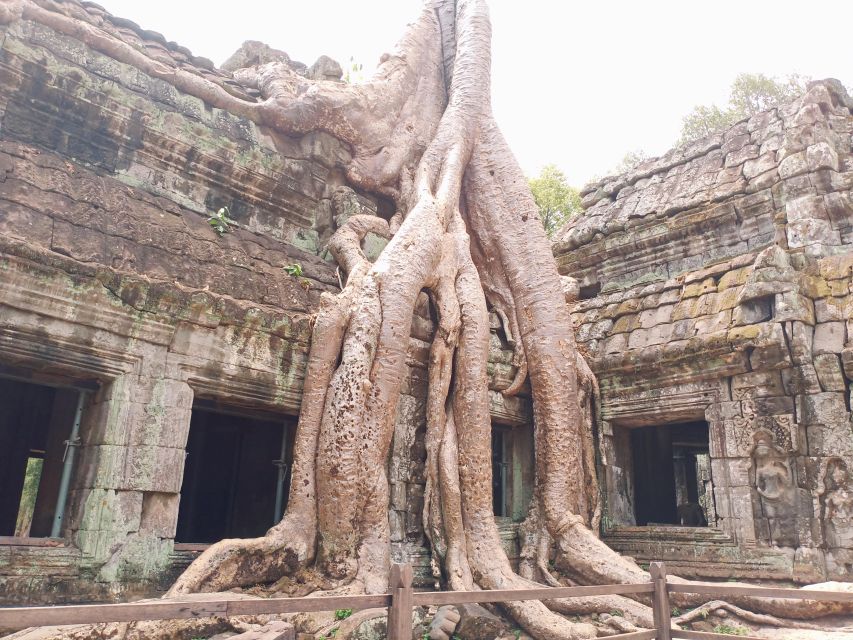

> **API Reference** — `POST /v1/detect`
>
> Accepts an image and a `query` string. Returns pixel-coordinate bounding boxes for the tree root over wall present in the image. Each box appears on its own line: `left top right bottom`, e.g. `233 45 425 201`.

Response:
3 0 852 638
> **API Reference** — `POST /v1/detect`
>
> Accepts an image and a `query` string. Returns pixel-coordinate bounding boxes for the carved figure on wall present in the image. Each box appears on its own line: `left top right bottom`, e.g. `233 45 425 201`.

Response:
750 429 799 548
820 457 853 550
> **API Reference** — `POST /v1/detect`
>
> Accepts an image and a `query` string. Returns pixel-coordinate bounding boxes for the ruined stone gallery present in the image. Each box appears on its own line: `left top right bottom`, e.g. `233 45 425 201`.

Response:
0 0 851 638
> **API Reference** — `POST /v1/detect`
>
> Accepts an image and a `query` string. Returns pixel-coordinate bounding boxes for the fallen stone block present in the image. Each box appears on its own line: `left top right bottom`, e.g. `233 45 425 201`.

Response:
455 603 508 640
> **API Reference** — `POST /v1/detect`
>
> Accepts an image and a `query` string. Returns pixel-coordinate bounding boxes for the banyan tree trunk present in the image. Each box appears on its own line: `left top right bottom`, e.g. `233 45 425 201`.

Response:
4 1 852 638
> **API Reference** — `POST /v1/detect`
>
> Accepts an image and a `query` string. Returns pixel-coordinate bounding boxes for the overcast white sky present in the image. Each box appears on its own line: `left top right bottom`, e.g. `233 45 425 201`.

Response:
98 0 851 188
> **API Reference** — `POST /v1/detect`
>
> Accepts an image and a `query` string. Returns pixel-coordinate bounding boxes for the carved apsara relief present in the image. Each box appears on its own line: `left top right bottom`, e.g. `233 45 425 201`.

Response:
749 429 801 548
819 457 853 575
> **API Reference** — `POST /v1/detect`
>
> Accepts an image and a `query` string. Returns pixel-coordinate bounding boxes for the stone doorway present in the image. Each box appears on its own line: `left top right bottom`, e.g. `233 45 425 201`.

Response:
0 377 84 538
175 406 294 543
628 421 712 527
491 422 534 521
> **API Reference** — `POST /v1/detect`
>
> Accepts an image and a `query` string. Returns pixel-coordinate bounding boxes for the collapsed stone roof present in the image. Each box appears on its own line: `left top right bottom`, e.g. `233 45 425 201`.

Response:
564 79 853 246
551 78 853 411
40 1 247 90
553 79 853 294
31 0 341 100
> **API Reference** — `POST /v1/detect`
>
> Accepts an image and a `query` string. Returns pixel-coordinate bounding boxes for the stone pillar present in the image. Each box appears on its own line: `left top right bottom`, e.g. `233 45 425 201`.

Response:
388 387 427 544
510 422 535 522
68 372 193 584
600 420 637 527
709 388 757 545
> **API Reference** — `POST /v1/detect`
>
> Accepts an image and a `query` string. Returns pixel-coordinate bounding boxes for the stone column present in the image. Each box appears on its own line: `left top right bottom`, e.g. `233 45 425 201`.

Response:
600 420 637 527
709 390 757 545
68 372 193 583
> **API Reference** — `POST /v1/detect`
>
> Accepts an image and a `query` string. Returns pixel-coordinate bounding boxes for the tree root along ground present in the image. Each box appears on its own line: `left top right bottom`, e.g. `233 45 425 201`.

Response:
2 0 852 638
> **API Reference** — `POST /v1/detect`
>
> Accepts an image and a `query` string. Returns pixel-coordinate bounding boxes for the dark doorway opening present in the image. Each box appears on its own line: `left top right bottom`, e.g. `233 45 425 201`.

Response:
492 426 511 517
0 378 82 538
630 421 711 526
176 406 294 543
491 422 535 521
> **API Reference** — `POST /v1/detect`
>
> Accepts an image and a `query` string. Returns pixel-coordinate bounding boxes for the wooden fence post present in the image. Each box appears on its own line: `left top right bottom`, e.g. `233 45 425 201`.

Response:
388 563 413 640
650 562 671 640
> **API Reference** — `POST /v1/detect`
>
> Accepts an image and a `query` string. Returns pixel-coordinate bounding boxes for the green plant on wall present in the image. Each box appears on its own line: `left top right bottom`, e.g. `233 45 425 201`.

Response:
284 263 304 277
284 262 311 291
207 206 235 236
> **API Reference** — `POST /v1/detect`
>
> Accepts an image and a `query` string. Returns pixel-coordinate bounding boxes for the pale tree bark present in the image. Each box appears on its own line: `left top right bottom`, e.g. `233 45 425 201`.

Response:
4 1 853 639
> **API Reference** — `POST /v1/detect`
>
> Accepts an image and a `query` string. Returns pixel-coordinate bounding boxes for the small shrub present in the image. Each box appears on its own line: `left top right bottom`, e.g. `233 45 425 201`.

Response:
712 624 749 636
207 206 234 236
284 263 311 290
284 263 304 277
334 608 353 621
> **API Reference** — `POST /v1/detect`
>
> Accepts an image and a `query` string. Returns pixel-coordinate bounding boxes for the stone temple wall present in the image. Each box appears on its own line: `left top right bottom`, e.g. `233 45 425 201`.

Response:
0 1 530 603
554 80 853 582
4 0 849 610
0 0 343 603
0 0 529 604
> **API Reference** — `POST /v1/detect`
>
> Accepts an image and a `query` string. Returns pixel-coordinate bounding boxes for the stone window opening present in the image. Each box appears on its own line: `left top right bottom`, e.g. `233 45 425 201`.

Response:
175 404 295 544
0 376 88 541
737 295 774 324
627 421 712 527
491 422 534 521
578 282 602 301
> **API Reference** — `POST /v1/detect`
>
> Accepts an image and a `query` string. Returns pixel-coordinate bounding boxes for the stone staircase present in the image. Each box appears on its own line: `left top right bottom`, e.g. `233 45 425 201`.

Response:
606 525 735 544
603 525 799 582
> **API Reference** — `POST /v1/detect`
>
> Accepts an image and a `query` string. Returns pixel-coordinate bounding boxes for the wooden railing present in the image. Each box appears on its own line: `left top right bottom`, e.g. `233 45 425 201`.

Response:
1 562 851 640
664 571 853 640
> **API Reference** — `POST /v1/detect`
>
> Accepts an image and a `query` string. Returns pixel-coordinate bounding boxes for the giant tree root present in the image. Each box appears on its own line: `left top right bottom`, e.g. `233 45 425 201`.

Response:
674 599 853 632
2 593 286 640
3 2 853 640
